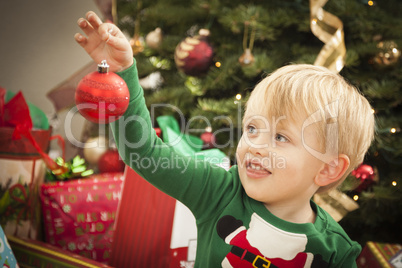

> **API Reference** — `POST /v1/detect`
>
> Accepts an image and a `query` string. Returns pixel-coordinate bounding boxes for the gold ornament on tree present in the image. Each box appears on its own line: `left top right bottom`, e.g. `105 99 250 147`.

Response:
146 27 163 49
310 0 346 73
373 41 401 66
130 34 145 55
238 21 256 66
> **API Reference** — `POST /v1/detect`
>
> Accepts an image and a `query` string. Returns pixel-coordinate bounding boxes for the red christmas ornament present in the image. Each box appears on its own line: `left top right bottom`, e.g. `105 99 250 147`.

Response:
352 164 375 180
201 128 216 149
352 164 376 193
98 149 125 173
75 60 129 124
154 127 162 138
174 29 214 76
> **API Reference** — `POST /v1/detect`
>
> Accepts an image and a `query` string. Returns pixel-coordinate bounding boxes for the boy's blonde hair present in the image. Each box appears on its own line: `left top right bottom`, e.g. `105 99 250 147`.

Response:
244 64 375 193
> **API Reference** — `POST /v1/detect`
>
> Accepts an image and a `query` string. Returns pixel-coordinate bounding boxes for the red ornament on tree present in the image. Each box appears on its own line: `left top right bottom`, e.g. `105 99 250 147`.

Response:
98 149 125 173
352 164 376 192
352 164 375 180
201 127 216 149
174 29 214 77
75 60 129 124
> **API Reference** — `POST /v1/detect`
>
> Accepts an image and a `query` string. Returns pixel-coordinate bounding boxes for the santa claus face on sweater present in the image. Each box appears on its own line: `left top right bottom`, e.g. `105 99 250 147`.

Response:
216 213 328 268
236 113 325 221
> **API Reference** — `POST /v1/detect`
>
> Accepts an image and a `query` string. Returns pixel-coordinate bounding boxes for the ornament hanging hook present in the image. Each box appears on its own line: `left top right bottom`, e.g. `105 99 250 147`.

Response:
242 19 257 52
97 60 110 73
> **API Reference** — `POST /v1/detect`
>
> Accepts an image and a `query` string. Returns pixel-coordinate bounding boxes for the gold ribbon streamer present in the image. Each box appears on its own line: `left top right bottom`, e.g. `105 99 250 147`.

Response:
310 0 346 73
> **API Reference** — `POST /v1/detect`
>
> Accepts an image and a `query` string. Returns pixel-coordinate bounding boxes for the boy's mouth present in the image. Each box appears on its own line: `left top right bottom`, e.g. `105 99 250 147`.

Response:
246 160 272 175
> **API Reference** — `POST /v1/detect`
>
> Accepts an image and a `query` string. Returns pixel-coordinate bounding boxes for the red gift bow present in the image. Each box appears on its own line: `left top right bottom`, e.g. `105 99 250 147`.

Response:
1 88 68 174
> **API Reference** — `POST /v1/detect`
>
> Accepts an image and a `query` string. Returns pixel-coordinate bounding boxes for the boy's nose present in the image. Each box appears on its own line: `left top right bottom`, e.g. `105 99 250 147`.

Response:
248 146 262 157
248 139 271 157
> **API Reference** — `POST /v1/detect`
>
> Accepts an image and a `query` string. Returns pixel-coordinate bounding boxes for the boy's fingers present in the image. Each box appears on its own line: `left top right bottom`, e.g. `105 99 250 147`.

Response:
86 11 103 31
74 33 87 46
77 18 96 37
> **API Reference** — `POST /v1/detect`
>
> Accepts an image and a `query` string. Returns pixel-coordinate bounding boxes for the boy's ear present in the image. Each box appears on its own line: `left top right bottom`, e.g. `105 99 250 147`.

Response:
315 154 350 187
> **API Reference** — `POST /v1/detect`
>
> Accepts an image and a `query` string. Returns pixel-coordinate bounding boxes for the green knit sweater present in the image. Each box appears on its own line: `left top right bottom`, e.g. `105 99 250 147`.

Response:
111 59 361 268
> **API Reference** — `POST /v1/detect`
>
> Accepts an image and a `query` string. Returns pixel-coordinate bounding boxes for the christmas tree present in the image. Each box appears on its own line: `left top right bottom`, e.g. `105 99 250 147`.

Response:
113 0 402 245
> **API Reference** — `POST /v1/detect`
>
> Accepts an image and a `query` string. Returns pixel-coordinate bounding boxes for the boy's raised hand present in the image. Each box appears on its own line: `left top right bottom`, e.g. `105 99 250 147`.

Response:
74 11 133 73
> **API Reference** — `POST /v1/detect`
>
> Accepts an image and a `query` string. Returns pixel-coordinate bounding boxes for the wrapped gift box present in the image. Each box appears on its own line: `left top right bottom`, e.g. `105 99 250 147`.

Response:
40 173 124 264
7 235 113 268
357 241 402 268
109 167 180 267
1 89 51 240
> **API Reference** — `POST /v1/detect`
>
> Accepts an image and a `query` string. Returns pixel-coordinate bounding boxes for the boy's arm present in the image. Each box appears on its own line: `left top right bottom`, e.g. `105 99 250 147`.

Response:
75 11 236 219
110 60 237 219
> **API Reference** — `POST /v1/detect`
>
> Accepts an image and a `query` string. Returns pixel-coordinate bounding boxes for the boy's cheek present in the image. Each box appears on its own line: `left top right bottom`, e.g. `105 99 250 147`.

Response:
236 137 247 153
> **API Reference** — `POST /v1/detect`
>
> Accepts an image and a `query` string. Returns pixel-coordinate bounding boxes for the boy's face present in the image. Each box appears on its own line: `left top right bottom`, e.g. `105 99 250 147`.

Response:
236 111 325 208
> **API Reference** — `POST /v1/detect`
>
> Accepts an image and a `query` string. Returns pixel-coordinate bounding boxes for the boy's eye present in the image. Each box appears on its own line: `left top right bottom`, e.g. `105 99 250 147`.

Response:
275 133 288 143
246 125 257 135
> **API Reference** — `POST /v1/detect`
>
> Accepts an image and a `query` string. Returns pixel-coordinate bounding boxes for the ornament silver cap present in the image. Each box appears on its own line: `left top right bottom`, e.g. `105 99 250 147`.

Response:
97 60 110 73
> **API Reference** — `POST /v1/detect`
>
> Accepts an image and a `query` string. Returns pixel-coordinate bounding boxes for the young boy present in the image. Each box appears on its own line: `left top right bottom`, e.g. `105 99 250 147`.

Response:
75 11 375 267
